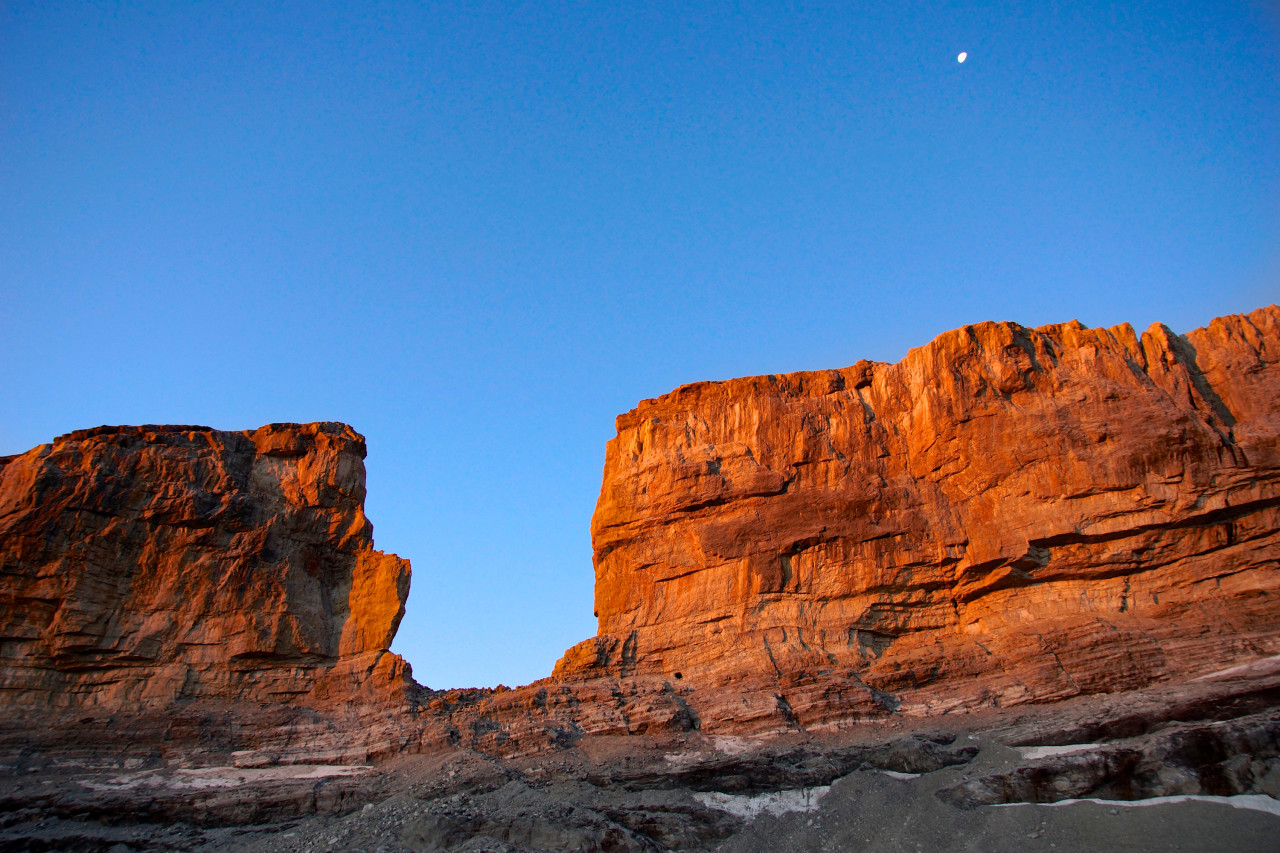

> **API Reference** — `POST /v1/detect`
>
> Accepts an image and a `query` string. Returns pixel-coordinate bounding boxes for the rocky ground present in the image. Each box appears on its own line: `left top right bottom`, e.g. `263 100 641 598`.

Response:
3 657 1279 852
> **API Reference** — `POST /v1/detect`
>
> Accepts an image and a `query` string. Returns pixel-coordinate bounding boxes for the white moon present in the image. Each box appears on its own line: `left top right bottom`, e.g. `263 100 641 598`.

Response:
958 52 968 63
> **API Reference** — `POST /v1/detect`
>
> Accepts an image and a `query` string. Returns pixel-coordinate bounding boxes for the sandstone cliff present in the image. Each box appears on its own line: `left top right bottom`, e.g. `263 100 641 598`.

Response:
0 422 413 714
554 305 1280 730
4 310 1280 850
3 306 1278 756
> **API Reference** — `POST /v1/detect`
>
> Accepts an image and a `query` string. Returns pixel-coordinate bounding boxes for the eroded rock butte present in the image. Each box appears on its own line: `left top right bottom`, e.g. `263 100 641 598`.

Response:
551 304 1280 732
0 422 420 762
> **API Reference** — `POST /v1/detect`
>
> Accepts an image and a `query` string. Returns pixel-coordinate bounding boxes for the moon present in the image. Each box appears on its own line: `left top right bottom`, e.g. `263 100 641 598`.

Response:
958 52 968 63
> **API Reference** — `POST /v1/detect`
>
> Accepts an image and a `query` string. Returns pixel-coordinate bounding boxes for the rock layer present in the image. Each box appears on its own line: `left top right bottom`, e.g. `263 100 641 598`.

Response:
3 308 1280 849
2 306 1278 756
557 306 1280 729
0 422 413 713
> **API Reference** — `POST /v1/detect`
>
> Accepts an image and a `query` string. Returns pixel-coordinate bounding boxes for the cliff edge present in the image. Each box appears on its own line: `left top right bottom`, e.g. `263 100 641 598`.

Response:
2 306 1277 755
2 308 1279 847
0 422 413 719
553 305 1280 731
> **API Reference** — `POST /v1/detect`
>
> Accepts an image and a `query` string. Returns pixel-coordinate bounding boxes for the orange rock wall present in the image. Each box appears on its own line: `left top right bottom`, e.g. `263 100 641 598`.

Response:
561 306 1280 725
0 422 412 711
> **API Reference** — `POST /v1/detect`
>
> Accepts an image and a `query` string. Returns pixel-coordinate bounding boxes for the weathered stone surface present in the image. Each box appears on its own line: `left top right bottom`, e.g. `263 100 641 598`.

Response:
7 658 1280 849
3 308 1280 849
0 422 413 713
3 306 1278 768
556 305 1280 729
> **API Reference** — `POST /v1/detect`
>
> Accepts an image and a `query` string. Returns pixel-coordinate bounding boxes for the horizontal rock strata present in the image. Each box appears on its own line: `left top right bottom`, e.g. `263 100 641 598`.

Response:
3 305 1278 758
554 305 1280 731
0 422 413 717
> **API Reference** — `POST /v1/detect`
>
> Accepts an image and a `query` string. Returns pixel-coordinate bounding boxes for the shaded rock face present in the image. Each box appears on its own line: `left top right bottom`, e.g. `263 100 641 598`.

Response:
937 711 1280 809
558 306 1280 728
0 422 412 712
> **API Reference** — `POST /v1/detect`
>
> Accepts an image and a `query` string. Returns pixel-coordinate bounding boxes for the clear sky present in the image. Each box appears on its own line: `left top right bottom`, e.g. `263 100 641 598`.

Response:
3 1 1278 689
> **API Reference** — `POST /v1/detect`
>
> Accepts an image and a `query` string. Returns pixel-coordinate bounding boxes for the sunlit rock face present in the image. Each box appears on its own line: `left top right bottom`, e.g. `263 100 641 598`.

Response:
3 307 1277 755
0 422 413 712
557 306 1280 729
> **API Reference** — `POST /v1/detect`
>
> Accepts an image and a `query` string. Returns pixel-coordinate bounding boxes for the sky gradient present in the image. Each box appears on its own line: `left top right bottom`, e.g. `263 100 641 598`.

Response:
3 1 1278 688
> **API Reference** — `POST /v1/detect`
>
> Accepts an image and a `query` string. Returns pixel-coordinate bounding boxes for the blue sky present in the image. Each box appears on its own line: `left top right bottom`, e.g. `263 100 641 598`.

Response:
3 1 1277 689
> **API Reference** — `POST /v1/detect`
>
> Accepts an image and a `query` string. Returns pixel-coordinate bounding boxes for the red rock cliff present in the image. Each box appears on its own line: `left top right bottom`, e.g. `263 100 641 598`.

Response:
0 422 412 713
556 306 1280 728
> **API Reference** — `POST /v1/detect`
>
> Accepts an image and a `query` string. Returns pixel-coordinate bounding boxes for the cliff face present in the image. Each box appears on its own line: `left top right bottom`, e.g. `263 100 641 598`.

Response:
0 422 412 713
557 306 1280 728
3 306 1277 755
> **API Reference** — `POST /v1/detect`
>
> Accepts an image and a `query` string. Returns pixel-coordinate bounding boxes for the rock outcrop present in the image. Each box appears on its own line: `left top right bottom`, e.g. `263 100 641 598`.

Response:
555 305 1280 730
3 308 1280 851
2 306 1278 759
0 422 413 716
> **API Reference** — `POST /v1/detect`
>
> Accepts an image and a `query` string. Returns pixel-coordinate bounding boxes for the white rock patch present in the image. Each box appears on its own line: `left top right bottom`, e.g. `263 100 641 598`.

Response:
709 736 758 756
880 770 921 780
1001 794 1280 818
1016 744 1100 760
1194 654 1280 682
695 786 831 820
80 764 373 792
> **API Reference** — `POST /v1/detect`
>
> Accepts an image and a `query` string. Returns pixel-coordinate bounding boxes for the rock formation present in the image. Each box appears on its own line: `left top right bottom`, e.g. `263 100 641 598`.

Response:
2 307 1280 851
555 305 1280 730
0 422 413 717
2 306 1277 752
